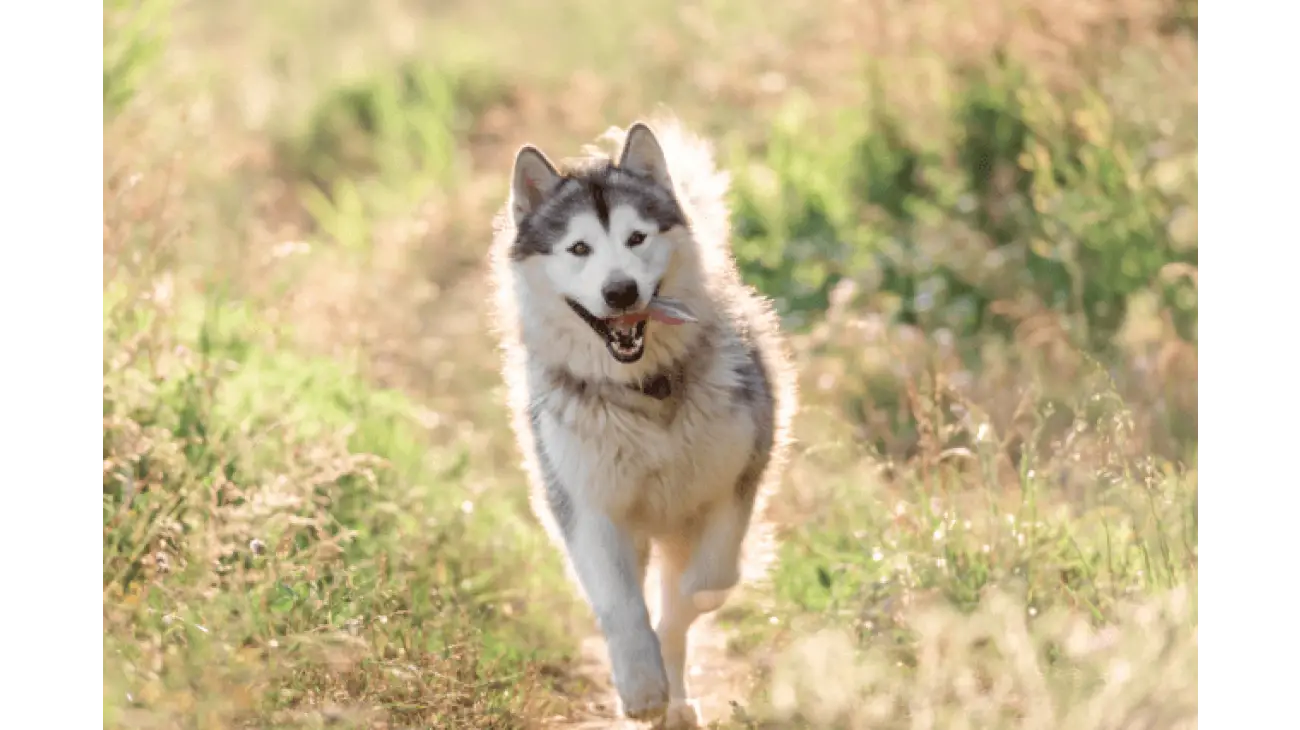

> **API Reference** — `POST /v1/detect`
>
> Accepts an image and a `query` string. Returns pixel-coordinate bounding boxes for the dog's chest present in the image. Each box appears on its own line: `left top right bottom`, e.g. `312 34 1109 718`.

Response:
539 367 755 531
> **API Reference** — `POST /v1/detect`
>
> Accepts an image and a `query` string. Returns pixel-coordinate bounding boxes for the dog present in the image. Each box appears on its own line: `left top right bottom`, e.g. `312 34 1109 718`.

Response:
488 116 796 727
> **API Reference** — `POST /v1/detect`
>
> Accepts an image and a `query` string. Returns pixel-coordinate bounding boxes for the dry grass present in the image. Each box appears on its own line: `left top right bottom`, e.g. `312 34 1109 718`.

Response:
103 0 1196 727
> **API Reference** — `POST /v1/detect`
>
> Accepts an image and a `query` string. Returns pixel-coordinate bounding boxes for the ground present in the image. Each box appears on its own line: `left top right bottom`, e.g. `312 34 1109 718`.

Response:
104 1 1197 728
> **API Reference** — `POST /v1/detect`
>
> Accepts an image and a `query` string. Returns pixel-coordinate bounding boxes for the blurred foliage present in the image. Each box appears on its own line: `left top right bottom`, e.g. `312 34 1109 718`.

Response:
281 60 514 257
288 61 463 189
104 0 171 117
1163 0 1199 37
731 55 1197 351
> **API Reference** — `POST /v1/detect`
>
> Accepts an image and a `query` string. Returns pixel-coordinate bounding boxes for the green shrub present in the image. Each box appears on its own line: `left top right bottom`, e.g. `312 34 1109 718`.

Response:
281 60 510 255
729 56 1197 350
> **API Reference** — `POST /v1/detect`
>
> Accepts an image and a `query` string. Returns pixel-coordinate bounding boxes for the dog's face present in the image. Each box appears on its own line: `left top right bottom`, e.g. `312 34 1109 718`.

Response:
507 123 690 364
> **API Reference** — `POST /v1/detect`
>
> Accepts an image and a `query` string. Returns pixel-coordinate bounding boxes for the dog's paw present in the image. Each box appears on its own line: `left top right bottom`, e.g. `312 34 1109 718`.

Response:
690 588 731 614
611 641 670 722
653 699 700 729
618 682 669 722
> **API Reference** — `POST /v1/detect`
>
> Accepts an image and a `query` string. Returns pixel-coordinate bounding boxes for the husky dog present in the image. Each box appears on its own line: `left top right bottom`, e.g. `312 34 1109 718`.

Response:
489 117 796 727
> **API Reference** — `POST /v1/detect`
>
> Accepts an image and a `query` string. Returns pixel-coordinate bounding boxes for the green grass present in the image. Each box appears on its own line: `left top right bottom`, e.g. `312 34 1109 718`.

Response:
711 383 1197 728
103 276 585 727
104 0 1196 727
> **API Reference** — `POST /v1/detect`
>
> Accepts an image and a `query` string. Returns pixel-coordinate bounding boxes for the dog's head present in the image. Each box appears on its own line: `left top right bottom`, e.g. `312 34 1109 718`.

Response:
506 122 695 365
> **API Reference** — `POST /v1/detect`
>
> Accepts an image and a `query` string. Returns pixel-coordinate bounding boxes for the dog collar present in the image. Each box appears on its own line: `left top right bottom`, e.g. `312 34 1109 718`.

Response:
632 373 673 400
629 361 686 401
545 364 681 402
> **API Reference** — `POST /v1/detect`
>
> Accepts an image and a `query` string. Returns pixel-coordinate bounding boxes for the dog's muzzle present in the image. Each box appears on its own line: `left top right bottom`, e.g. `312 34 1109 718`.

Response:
565 286 696 365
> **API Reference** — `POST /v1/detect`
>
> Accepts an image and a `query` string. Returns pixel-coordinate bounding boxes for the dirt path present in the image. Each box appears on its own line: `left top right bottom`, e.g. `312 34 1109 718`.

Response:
550 571 746 729
549 520 779 729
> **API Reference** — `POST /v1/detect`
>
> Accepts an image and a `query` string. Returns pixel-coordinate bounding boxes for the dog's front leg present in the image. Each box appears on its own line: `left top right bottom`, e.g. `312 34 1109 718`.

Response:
567 508 669 721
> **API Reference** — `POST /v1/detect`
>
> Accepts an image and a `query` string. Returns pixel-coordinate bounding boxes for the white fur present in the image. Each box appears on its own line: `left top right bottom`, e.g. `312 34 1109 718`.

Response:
489 117 797 727
542 207 673 318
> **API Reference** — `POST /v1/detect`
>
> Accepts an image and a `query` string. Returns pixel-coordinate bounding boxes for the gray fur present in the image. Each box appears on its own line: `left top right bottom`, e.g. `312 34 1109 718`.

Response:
731 341 769 406
733 344 775 505
510 160 688 261
527 402 575 539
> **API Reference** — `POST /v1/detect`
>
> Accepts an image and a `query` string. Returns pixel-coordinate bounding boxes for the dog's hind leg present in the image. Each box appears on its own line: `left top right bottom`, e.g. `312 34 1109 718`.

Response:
635 533 653 589
566 509 669 721
655 538 702 729
680 440 771 613
678 496 755 613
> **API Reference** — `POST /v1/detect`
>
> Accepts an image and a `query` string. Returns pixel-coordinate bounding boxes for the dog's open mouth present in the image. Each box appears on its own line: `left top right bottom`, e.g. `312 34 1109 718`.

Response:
566 295 696 364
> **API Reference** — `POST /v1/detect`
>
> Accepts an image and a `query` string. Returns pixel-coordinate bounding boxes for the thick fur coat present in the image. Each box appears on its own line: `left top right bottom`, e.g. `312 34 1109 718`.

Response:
488 116 797 727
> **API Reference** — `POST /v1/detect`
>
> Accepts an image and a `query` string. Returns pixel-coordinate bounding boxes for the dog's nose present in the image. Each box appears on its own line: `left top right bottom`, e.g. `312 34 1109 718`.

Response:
601 278 640 310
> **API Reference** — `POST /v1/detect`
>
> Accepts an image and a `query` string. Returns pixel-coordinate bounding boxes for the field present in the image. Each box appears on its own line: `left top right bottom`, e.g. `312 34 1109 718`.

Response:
103 0 1198 727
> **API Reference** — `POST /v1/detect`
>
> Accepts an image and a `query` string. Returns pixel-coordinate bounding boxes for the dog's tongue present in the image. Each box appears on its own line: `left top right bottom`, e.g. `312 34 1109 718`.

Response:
609 296 697 326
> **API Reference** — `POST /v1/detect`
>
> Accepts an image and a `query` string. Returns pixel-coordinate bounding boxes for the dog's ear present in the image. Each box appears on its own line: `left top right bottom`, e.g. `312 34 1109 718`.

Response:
511 145 562 224
618 122 672 190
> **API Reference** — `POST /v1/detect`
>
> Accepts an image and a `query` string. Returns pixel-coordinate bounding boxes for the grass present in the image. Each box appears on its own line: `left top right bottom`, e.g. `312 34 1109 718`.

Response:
102 274 587 727
104 0 1196 727
711 363 1197 728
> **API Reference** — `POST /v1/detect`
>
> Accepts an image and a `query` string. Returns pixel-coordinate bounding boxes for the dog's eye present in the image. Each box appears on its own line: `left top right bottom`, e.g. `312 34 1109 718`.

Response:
626 231 647 247
567 241 591 257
